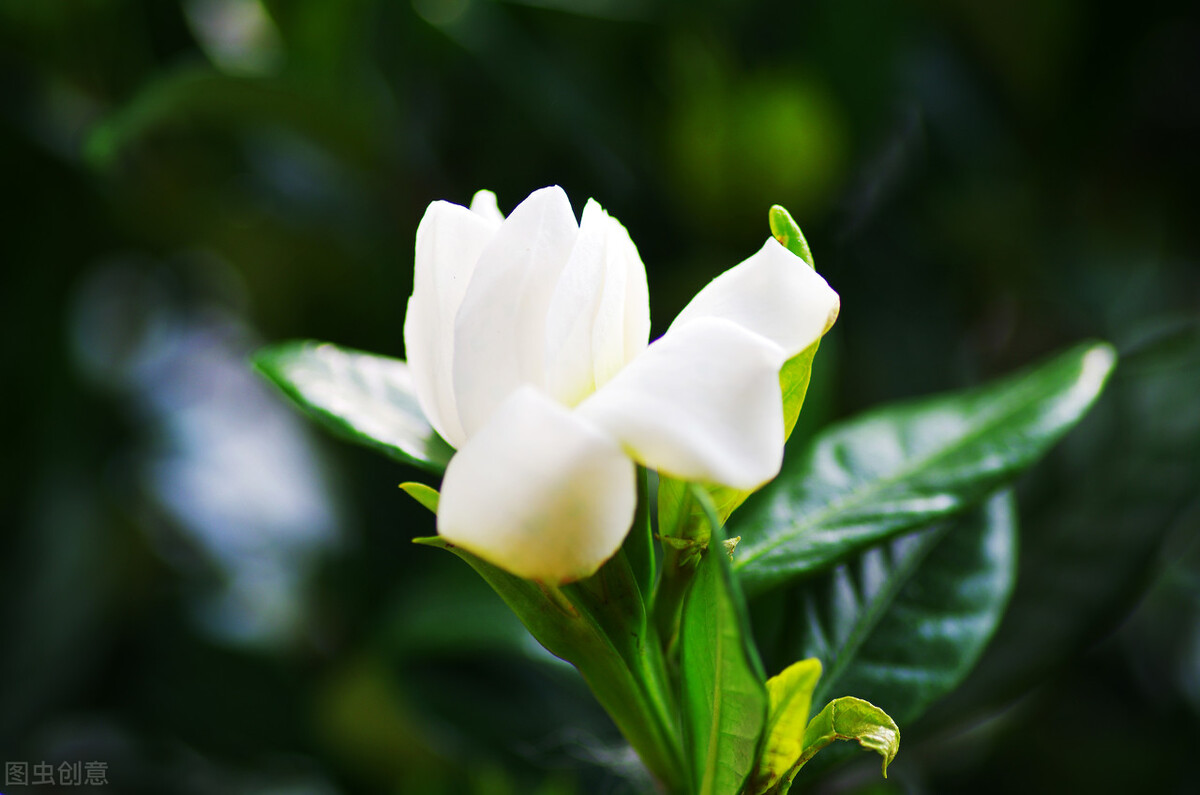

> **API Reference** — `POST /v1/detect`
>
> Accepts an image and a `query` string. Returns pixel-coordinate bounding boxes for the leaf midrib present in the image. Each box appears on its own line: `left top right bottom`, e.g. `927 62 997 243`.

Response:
700 604 726 795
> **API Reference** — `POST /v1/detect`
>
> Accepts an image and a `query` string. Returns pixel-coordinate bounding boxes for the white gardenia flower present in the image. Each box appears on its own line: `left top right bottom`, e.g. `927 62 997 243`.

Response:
404 186 839 583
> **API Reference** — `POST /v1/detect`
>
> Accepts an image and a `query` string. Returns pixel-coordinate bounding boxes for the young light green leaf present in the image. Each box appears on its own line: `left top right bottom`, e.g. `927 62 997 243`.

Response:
412 536 685 792
679 488 768 795
790 696 899 782
733 342 1115 595
768 205 815 267
776 490 1016 748
254 340 454 472
748 658 823 795
399 482 439 513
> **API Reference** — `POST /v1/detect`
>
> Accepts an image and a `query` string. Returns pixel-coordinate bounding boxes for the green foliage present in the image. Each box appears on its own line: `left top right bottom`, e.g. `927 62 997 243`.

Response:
678 488 768 795
413 536 686 791
921 326 1200 730
793 697 899 781
768 205 814 266
749 659 823 794
733 342 1115 596
625 468 657 601
84 66 384 172
398 481 440 512
253 298 1108 795
8 0 1196 791
254 304 1107 795
749 661 901 795
777 491 1017 736
253 340 454 472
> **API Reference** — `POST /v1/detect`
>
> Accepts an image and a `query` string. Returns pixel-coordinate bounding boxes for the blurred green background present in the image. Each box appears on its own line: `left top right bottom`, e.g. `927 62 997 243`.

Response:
2 0 1198 792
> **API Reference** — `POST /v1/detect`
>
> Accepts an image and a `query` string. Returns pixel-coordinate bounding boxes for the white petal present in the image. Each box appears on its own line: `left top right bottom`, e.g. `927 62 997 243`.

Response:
469 189 505 224
669 237 840 357
541 199 650 406
437 386 637 583
452 186 580 438
578 317 787 489
405 200 501 447
591 203 650 389
543 199 610 406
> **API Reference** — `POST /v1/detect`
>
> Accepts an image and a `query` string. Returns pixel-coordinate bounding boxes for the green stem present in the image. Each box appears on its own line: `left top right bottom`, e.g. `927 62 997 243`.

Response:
558 581 686 792
653 544 693 660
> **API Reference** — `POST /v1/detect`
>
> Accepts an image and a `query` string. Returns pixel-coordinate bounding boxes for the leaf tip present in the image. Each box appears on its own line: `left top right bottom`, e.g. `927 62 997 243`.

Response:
768 204 814 267
412 535 449 549
1082 340 1118 383
400 481 440 513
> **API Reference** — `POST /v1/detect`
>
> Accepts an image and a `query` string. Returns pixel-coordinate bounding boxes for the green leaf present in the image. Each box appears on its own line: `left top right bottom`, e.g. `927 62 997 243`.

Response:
733 342 1115 596
253 340 454 472
768 204 815 267
779 341 821 441
624 468 657 602
791 696 899 782
748 658 823 795
412 536 685 791
399 482 439 513
679 488 769 795
778 490 1017 741
921 326 1200 731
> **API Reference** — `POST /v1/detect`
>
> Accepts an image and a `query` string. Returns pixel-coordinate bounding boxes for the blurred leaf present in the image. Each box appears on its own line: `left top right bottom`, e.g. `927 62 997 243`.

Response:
792 696 899 783
665 69 848 225
254 340 454 472
733 342 1115 596
783 490 1017 733
679 488 768 795
749 658 823 795
84 66 383 169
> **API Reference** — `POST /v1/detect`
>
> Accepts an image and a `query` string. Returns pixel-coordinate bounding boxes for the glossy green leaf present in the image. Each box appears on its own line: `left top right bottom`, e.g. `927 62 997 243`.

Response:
398 482 439 513
922 327 1200 730
734 342 1115 596
791 696 899 782
679 489 768 795
413 536 685 791
748 658 823 795
254 340 454 472
780 490 1016 741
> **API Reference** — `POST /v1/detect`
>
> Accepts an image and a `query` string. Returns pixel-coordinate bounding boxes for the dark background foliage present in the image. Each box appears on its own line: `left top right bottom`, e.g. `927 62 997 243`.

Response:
2 0 1198 792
